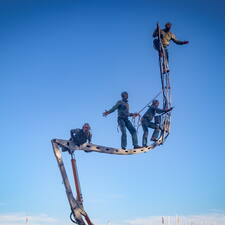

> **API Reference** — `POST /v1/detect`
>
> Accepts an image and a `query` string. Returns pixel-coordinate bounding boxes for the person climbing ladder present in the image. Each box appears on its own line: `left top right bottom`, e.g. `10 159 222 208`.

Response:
141 100 173 146
153 22 189 73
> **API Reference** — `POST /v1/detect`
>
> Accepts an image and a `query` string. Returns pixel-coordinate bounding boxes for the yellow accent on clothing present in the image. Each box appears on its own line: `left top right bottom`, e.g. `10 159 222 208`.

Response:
161 31 176 47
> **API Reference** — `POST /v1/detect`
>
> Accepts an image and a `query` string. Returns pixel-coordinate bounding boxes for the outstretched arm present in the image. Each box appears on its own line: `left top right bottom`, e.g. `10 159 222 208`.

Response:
156 108 166 114
171 34 189 45
103 101 120 117
156 107 173 114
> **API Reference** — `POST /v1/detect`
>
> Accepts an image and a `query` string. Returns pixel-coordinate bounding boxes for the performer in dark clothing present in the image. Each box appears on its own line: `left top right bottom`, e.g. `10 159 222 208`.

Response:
70 123 92 146
142 100 172 146
62 123 92 153
103 91 140 150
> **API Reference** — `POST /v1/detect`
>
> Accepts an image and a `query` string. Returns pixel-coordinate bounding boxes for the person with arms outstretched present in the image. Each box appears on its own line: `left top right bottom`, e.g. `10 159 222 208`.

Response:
141 100 172 146
153 22 189 73
103 91 141 150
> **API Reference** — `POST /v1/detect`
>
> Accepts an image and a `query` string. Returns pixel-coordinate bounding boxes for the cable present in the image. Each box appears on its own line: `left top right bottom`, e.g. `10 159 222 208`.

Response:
70 212 78 224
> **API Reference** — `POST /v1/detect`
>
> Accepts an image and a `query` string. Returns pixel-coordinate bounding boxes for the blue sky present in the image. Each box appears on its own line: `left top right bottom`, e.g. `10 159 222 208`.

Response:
0 0 225 224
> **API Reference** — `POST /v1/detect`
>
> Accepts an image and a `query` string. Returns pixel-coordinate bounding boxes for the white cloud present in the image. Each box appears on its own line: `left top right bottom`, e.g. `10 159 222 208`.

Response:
1 212 225 225
124 212 225 225
0 213 60 225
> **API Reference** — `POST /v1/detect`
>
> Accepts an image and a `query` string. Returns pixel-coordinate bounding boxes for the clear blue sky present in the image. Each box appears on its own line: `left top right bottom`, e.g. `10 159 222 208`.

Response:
0 0 225 225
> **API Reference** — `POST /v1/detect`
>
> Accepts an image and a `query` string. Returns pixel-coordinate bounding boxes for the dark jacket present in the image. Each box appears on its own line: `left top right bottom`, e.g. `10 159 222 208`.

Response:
142 105 166 122
108 100 134 119
70 129 92 146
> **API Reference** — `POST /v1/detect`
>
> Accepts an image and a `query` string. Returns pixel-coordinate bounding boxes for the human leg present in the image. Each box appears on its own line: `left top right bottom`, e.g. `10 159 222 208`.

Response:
118 118 127 149
148 121 160 141
125 119 139 148
163 47 169 73
153 39 163 57
141 120 149 147
165 47 169 62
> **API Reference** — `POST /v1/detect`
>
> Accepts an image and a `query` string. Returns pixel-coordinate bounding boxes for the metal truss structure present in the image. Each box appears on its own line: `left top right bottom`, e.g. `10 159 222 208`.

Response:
51 23 172 225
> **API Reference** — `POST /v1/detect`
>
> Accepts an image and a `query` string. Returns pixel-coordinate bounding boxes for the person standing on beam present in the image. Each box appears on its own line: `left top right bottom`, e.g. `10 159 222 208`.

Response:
103 91 141 150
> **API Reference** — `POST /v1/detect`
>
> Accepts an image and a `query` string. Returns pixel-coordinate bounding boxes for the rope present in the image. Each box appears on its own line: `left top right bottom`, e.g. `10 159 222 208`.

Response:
132 23 173 140
70 212 78 224
132 91 162 132
118 24 172 138
137 91 162 115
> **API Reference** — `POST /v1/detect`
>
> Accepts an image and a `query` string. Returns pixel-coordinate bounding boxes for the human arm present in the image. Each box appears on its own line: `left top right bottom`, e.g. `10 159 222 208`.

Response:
70 129 80 138
171 34 189 45
152 28 158 38
153 28 163 38
155 108 165 114
88 132 92 143
156 107 173 114
103 101 121 117
129 112 140 117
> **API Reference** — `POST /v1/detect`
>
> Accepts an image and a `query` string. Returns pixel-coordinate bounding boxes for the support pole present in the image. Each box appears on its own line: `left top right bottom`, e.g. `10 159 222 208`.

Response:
70 154 94 225
71 155 83 203
52 140 86 225
157 23 166 108
84 214 94 225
